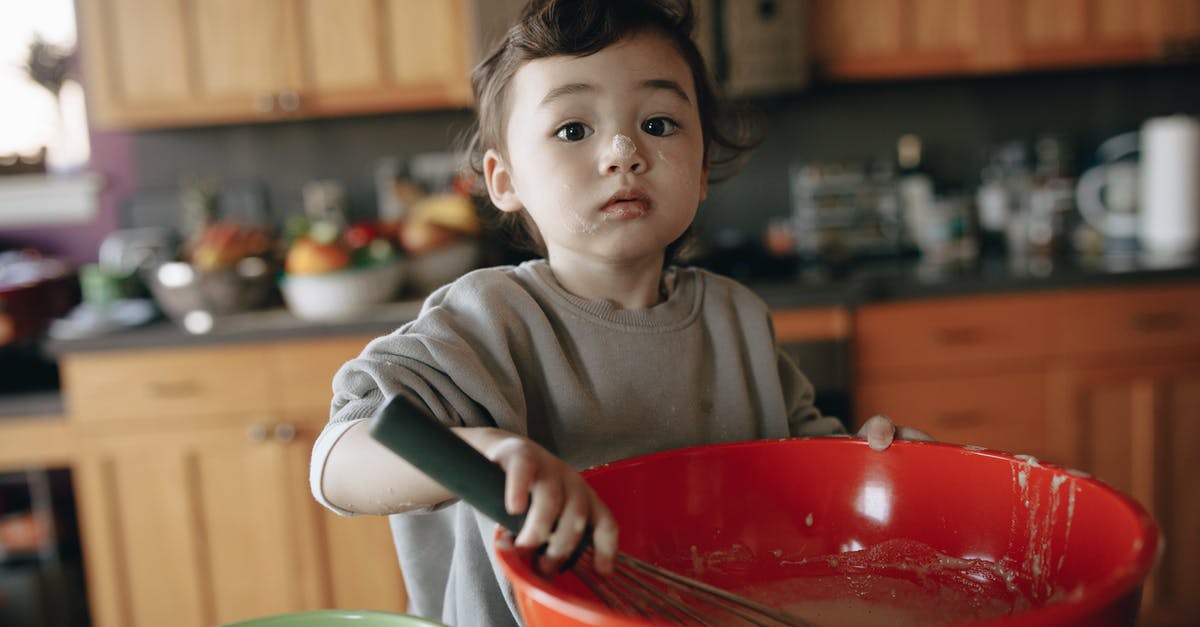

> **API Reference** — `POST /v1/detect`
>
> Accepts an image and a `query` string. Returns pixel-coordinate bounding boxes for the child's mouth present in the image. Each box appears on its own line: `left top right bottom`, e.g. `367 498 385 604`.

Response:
602 192 649 219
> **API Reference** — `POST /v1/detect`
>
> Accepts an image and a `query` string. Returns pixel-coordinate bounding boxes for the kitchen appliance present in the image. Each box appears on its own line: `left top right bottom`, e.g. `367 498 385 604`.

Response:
1076 115 1200 258
465 0 810 98
497 439 1158 627
1075 131 1140 254
1139 114 1200 257
696 0 810 97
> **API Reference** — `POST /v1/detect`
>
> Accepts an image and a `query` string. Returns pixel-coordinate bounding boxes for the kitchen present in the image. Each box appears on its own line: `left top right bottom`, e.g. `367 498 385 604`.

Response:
1 1 1199 626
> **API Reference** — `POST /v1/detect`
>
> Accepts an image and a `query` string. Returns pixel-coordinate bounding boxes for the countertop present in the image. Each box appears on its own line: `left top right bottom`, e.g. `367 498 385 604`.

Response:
3 252 1197 421
41 253 1200 356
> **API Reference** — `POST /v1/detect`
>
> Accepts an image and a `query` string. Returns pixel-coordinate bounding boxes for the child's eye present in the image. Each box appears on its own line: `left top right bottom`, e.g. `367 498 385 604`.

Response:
555 122 593 142
641 117 679 137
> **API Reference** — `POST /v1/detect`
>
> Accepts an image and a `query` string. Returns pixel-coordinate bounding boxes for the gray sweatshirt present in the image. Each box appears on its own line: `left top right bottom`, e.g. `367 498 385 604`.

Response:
310 260 844 626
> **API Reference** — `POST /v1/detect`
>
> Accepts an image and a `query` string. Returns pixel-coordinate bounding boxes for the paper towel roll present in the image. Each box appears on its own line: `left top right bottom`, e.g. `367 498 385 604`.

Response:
1139 115 1200 255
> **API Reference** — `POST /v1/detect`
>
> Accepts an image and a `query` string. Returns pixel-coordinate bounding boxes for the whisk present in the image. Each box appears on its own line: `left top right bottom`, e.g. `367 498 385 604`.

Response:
369 396 817 626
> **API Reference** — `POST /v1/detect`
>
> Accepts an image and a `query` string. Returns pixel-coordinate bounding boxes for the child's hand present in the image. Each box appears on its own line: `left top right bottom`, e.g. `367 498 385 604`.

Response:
856 414 934 451
485 434 619 575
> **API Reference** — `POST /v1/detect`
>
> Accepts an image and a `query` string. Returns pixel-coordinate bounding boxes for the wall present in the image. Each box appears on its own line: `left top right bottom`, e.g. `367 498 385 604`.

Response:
8 62 1200 263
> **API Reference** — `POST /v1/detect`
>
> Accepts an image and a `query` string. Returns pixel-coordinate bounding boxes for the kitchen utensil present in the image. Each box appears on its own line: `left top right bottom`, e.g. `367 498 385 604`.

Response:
279 258 406 321
367 396 814 627
496 438 1159 627
143 257 276 330
1075 131 1140 253
1139 114 1200 256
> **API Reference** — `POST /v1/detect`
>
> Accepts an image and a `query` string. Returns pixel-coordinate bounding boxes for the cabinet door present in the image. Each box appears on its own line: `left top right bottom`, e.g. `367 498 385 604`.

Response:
1048 358 1200 625
1009 0 1187 68
78 0 300 129
810 0 1002 78
855 370 1051 460
74 419 315 627
297 0 473 116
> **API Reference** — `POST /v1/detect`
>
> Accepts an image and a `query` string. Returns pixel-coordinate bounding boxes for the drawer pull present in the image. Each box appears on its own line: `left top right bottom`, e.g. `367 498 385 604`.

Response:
935 410 987 429
273 423 296 443
1129 311 1186 333
933 327 984 345
146 380 201 398
247 423 270 443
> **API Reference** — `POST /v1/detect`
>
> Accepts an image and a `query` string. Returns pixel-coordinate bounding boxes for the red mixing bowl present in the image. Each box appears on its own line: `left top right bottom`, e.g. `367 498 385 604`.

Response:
495 438 1159 627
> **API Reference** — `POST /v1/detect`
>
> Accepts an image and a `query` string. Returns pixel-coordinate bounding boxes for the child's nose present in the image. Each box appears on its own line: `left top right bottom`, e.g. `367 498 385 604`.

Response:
601 134 645 174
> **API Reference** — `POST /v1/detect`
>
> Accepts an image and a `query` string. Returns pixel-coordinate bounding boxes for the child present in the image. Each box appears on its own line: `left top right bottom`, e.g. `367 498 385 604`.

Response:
309 1 928 624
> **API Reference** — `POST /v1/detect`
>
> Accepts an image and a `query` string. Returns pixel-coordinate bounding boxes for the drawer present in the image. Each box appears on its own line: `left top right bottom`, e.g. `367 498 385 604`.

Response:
61 345 274 423
855 371 1048 461
1053 284 1200 356
268 335 376 414
855 293 1054 375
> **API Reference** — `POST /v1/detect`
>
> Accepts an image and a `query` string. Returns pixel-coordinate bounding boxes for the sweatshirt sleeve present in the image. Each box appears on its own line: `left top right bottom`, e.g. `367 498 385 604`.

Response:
310 269 541 513
778 347 847 437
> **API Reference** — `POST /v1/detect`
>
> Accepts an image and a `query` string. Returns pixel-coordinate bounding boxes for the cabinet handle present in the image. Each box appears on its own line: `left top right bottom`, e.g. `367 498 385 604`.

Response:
933 327 983 346
1129 311 1186 333
934 410 987 429
247 422 270 443
146 380 201 398
253 92 275 113
277 91 301 112
273 422 296 443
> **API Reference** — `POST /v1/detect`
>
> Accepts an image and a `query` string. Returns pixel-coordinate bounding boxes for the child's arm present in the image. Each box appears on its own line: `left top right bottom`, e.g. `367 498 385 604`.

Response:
317 417 619 575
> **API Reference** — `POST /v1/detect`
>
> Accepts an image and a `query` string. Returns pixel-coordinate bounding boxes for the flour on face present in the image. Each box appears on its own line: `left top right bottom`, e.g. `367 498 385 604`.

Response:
613 133 637 158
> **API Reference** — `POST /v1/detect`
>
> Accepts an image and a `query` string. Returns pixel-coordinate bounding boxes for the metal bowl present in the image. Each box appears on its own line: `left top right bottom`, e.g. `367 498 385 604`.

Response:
143 257 277 332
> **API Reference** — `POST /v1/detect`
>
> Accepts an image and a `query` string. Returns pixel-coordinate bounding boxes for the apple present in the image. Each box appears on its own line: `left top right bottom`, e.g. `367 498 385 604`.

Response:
285 236 352 274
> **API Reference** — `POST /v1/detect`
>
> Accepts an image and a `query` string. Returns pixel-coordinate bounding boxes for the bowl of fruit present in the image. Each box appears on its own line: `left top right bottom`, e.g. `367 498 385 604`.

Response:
397 191 484 294
280 219 408 322
143 220 278 327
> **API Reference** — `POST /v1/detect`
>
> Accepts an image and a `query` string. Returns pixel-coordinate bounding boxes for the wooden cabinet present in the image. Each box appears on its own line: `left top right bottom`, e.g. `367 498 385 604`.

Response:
61 334 406 627
1045 285 1200 627
810 0 1200 79
77 0 474 130
853 281 1200 627
853 291 1058 460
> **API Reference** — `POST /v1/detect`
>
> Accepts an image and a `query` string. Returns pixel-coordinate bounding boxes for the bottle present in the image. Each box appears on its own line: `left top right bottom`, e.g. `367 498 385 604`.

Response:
895 134 938 258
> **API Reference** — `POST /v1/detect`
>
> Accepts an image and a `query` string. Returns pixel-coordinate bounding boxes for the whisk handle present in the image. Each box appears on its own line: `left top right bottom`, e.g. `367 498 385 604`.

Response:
368 394 526 533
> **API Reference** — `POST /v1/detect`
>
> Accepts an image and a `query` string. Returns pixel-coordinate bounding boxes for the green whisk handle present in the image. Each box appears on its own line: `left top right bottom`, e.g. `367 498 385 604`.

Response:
368 394 527 534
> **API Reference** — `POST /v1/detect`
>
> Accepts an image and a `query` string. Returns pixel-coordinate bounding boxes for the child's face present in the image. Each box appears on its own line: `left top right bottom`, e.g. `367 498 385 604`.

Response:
484 31 708 269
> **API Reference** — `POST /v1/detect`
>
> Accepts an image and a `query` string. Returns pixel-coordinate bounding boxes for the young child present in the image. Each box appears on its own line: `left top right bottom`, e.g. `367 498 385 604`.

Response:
310 1 927 624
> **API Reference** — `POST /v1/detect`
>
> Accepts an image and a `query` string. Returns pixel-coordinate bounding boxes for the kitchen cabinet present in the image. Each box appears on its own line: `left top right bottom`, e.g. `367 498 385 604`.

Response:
77 0 474 130
1045 285 1200 627
853 291 1059 460
810 0 1200 80
853 281 1200 627
60 335 406 627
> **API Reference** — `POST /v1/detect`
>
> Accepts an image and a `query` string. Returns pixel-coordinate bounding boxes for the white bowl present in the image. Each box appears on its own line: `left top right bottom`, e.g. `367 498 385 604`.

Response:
408 239 481 294
280 259 406 321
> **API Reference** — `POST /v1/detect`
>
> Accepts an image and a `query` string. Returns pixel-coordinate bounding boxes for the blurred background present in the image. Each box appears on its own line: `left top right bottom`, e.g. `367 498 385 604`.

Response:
0 1 1198 626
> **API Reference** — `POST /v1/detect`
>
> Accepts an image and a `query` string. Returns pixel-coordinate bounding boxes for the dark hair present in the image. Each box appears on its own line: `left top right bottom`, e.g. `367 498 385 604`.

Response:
461 0 758 262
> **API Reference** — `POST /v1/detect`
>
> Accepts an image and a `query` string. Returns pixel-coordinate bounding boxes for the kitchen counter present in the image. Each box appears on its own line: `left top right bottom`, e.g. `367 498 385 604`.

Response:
38 253 1200 356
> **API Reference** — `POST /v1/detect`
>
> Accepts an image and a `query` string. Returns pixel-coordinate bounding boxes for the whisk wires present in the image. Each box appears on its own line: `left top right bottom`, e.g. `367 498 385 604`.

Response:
572 549 817 626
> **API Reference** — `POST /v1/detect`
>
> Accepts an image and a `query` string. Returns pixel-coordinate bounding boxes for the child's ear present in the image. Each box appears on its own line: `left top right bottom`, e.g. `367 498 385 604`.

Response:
699 164 709 202
483 148 523 213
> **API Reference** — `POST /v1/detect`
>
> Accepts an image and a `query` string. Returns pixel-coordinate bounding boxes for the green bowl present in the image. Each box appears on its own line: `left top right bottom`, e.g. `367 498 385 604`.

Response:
217 609 445 626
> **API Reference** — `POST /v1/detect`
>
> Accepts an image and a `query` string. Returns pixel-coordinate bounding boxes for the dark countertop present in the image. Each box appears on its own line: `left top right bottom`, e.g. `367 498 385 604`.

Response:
743 253 1200 307
4 252 1197 419
41 253 1200 356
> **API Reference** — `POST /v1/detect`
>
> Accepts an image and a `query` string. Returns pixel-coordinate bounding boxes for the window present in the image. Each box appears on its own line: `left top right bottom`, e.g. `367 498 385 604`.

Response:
0 0 90 174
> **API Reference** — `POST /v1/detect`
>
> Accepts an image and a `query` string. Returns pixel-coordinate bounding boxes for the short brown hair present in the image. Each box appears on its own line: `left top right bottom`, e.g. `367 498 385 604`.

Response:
462 0 757 261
